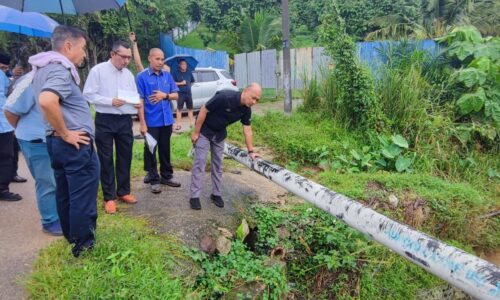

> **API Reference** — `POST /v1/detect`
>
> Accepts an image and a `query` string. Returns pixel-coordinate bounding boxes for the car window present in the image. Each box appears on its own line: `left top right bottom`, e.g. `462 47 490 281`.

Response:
196 71 219 82
220 71 233 79
192 71 199 82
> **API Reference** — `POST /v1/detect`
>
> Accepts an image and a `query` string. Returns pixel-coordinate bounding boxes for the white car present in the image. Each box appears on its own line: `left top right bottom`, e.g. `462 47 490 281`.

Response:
171 67 239 111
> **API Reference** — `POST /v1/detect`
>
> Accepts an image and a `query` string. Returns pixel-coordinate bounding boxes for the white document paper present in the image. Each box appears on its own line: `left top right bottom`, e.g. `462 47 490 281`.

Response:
118 89 140 105
145 133 157 154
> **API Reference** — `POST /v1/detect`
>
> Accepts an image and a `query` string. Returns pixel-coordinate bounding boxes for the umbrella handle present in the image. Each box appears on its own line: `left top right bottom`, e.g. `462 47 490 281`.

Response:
124 3 132 32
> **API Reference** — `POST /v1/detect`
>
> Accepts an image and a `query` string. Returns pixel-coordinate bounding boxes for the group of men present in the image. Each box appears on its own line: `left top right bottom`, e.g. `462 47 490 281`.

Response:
0 25 261 257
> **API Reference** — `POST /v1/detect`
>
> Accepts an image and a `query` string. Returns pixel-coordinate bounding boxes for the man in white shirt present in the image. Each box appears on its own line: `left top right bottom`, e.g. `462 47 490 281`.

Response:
83 41 142 214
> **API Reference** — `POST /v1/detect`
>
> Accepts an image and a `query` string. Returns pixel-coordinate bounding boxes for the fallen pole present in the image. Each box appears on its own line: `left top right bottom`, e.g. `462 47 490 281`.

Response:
224 143 500 300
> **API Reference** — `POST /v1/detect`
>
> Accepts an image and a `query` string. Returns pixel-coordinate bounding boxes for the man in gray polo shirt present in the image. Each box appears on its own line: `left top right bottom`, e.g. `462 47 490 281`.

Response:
30 25 99 257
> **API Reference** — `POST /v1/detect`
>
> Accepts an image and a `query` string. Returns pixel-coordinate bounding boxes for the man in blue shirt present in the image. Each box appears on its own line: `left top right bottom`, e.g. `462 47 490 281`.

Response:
4 85 62 235
0 53 22 201
136 48 181 194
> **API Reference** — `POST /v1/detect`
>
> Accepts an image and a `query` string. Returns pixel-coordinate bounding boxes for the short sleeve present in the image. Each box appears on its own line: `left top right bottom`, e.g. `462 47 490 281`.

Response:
136 73 146 99
205 92 223 112
41 66 73 100
4 87 36 116
240 108 251 126
167 73 179 93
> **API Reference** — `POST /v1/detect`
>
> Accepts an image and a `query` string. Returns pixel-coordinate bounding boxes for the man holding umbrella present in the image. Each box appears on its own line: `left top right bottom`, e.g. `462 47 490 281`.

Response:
173 58 195 130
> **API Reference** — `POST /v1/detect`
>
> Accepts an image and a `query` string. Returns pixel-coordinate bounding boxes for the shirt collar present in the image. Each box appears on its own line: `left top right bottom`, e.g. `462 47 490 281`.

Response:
107 60 123 73
147 66 164 77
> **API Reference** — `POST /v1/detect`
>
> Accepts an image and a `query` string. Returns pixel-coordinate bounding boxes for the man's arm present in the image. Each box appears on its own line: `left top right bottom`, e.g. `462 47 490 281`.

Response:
4 110 20 128
138 98 147 136
129 32 144 72
174 73 186 86
191 105 208 144
38 91 90 149
243 125 259 159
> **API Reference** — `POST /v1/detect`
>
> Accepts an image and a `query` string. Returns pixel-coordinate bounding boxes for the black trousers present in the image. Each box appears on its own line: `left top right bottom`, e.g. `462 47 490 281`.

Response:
95 113 134 201
0 131 14 192
12 138 19 178
47 136 99 256
144 125 173 185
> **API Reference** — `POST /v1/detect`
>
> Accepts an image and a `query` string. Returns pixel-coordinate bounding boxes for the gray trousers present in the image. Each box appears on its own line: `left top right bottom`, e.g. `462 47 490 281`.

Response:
190 133 224 198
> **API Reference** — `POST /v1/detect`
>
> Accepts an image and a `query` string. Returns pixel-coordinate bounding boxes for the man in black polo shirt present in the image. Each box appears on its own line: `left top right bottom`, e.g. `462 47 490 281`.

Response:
189 83 261 210
173 59 195 130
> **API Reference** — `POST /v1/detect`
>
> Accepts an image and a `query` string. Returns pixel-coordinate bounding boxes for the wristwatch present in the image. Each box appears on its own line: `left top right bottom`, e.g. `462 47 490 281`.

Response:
165 93 169 100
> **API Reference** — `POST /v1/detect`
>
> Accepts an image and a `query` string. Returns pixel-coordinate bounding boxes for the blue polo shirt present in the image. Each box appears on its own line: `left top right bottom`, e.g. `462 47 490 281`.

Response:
4 86 46 142
0 71 13 133
136 67 179 127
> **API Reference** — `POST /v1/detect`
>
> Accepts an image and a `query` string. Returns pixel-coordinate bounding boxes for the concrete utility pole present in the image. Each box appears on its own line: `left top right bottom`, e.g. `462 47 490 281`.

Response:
282 0 292 115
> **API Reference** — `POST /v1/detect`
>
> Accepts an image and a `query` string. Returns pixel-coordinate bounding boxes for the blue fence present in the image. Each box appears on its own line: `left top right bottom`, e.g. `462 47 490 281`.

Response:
235 39 442 89
357 39 442 75
160 34 229 70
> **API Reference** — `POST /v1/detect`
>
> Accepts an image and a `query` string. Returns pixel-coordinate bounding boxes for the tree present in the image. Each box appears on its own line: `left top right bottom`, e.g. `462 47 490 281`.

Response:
319 1 384 130
198 0 279 34
237 11 282 53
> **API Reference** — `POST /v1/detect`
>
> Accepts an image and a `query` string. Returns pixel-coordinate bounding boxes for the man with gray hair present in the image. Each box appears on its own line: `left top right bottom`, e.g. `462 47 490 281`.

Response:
189 83 261 210
29 25 99 257
83 40 141 214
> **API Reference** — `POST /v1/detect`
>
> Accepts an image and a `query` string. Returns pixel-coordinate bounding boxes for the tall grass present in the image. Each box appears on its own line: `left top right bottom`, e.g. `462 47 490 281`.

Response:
301 76 321 111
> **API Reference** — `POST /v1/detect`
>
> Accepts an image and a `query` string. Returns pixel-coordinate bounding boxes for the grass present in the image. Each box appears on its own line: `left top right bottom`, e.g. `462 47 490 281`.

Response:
26 108 498 299
26 213 198 299
228 110 499 250
259 88 302 103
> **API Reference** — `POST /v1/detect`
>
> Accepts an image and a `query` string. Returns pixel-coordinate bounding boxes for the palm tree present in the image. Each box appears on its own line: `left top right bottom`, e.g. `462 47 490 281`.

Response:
237 11 282 53
365 0 495 40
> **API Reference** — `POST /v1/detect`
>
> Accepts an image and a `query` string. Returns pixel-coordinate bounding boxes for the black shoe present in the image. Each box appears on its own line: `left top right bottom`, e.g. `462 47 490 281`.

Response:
190 198 201 210
11 175 27 183
160 177 181 187
151 184 162 194
72 242 94 258
143 174 151 184
0 191 22 201
134 134 144 140
210 194 224 208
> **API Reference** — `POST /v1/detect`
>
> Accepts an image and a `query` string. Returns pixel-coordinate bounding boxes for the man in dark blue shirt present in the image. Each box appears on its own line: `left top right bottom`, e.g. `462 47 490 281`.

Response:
189 83 261 210
173 59 195 130
136 48 181 194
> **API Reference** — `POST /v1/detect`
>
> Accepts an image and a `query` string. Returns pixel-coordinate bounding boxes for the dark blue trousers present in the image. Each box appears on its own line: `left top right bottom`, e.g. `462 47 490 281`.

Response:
47 136 99 257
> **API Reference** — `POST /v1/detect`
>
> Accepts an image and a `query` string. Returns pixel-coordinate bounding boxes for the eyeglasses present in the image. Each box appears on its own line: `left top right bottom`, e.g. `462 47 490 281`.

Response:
113 51 132 60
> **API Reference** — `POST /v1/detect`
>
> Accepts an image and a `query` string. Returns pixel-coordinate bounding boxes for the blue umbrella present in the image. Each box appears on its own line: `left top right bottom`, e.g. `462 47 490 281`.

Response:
165 54 199 73
0 0 130 29
0 0 126 14
0 5 58 38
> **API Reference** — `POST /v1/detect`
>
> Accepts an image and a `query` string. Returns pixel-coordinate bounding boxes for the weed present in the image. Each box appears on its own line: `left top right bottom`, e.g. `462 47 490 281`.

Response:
26 214 196 299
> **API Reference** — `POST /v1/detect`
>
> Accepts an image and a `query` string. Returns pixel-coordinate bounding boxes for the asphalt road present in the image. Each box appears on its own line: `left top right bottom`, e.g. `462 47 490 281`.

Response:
0 155 61 300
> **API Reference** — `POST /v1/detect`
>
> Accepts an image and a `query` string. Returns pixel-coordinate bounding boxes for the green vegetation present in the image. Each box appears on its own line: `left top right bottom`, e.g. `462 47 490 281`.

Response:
436 26 500 146
27 214 195 299
319 2 383 130
176 24 236 54
185 240 288 298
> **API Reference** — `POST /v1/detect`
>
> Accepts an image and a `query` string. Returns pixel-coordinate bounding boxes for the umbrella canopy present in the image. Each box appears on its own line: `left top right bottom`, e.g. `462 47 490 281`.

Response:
165 54 199 73
0 0 126 14
0 5 58 38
